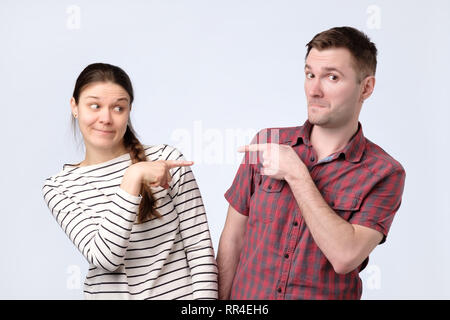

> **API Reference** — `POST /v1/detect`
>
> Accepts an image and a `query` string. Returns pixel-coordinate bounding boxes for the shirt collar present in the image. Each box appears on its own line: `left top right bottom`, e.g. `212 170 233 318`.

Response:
279 120 312 147
339 122 366 163
282 120 366 163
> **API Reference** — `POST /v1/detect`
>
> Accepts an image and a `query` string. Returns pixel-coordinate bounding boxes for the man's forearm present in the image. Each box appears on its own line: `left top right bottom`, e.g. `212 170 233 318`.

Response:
217 241 242 299
217 206 248 299
285 168 358 274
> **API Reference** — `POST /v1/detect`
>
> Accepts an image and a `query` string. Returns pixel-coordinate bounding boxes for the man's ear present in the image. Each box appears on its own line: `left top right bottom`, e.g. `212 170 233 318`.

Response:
70 97 78 118
360 76 376 103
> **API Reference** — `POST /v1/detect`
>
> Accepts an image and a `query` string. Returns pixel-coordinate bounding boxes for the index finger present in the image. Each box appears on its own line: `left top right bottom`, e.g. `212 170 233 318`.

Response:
164 160 194 169
237 144 268 153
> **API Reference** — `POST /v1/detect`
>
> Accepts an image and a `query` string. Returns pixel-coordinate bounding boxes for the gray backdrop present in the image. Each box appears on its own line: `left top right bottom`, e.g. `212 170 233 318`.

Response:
1 0 449 299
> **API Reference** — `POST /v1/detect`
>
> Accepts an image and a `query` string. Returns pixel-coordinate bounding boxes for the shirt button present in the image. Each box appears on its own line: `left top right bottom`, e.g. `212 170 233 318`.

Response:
293 221 298 226
277 288 282 293
284 253 289 259
310 156 315 162
268 185 272 190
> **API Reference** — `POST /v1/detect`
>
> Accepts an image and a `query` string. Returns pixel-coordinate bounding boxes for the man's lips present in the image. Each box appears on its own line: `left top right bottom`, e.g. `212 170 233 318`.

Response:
309 103 328 108
308 99 329 108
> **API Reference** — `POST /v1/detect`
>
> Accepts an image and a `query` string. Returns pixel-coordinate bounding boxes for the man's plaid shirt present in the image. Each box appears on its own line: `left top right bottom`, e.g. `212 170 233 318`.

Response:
225 120 405 299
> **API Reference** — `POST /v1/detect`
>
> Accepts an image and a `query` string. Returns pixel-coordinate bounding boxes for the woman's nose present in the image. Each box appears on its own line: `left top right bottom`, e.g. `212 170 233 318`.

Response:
99 108 112 124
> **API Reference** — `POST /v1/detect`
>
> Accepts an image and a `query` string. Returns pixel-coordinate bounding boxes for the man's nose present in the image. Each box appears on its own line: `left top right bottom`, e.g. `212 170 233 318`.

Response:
307 78 324 98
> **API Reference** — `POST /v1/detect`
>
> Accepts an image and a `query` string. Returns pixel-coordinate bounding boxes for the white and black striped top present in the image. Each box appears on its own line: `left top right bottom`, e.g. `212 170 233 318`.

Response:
42 144 218 300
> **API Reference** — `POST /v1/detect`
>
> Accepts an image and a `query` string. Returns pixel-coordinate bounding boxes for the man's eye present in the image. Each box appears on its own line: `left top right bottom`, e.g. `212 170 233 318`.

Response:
90 104 100 110
306 73 314 79
328 74 338 81
114 106 123 112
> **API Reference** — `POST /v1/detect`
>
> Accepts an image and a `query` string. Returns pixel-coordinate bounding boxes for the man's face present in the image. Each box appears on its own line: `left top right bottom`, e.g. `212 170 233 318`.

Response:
304 47 369 129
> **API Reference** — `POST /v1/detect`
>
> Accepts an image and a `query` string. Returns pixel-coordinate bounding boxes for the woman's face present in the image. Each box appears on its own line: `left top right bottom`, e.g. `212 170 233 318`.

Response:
71 81 131 154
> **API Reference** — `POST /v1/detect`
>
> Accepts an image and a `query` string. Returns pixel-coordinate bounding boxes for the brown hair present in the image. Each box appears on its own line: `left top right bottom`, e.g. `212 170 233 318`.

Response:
306 26 377 82
72 63 160 223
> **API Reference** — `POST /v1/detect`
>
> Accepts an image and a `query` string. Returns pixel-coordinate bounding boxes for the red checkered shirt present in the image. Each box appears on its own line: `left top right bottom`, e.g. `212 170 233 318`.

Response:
224 120 405 299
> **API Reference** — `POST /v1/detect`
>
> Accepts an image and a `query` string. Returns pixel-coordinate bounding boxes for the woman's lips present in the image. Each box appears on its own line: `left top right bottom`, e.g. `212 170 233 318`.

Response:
94 128 115 134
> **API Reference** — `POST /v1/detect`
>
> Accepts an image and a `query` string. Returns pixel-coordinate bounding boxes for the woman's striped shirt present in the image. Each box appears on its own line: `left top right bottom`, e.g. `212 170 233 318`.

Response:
42 144 218 300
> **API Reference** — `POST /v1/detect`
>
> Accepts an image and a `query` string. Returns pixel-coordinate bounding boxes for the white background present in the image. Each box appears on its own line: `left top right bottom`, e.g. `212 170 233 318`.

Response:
0 0 449 299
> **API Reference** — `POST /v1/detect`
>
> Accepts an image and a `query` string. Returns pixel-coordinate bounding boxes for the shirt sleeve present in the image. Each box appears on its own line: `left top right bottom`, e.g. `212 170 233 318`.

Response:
166 146 218 300
224 161 258 216
224 132 262 216
42 180 140 271
349 166 406 244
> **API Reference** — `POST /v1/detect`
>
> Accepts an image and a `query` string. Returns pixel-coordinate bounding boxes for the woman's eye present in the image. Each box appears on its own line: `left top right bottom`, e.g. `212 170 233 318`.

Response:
89 104 100 110
114 106 123 112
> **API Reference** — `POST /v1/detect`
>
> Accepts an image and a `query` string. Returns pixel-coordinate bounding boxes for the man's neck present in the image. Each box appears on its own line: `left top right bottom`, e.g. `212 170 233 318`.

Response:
309 121 359 161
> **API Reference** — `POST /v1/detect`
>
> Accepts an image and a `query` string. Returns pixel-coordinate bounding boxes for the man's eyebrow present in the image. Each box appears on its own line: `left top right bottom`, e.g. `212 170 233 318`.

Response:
304 65 344 76
323 67 344 75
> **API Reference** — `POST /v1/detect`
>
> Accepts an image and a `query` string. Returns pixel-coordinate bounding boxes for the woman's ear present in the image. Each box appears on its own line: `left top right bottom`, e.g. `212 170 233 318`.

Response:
360 76 376 103
70 97 78 118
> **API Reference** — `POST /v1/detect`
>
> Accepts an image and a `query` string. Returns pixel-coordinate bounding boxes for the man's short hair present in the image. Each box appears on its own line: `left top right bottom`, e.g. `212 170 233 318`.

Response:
306 26 377 81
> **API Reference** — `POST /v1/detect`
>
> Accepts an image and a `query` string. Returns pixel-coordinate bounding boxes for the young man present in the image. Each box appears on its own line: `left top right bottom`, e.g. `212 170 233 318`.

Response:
217 26 406 300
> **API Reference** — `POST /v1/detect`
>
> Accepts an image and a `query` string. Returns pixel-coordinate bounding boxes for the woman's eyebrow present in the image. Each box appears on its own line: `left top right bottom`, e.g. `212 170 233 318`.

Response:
84 96 129 102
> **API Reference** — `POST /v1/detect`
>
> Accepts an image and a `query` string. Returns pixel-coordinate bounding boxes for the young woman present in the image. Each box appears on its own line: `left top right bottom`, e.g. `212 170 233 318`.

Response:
42 63 218 299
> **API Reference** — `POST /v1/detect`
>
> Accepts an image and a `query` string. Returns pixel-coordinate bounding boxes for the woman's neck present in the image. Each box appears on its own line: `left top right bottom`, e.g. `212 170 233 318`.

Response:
80 145 128 167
